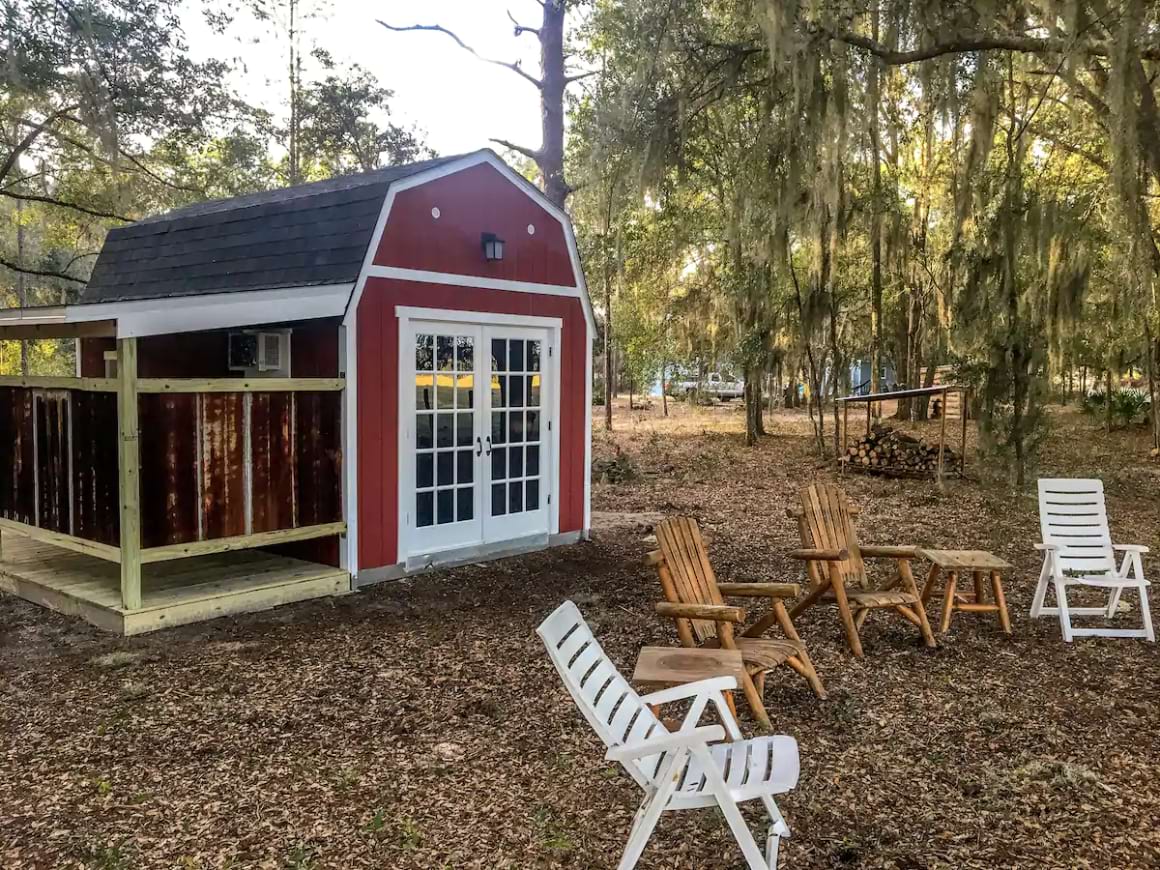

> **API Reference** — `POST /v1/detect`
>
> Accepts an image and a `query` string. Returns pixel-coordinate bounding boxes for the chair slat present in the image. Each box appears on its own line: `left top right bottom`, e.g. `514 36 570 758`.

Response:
656 518 719 642
536 601 664 790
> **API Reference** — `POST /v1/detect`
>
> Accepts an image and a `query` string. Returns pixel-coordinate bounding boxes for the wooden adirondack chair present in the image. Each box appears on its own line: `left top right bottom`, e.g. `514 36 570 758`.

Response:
787 483 936 657
538 601 799 870
1032 478 1154 642
645 517 826 730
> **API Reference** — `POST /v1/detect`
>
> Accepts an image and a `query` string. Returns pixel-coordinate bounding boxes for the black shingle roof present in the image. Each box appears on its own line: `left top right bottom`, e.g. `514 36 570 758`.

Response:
82 153 468 304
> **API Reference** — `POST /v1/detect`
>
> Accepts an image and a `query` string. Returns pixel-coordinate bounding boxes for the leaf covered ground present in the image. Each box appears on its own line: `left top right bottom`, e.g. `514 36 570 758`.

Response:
2 401 1159 869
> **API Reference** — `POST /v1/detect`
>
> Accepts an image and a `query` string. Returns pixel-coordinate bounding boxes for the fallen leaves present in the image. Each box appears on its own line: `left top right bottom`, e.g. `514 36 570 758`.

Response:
0 401 1158 868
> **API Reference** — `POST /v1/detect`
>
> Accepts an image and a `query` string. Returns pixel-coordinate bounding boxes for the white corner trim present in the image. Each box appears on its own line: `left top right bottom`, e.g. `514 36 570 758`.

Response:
394 305 563 330
584 332 593 534
340 318 358 578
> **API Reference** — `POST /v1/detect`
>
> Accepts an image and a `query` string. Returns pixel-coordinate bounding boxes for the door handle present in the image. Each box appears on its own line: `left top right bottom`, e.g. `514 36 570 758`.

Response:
475 436 483 457
485 435 493 456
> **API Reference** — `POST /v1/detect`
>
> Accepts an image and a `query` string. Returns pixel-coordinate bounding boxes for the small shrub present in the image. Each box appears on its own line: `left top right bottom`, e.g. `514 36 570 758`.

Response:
1109 388 1149 426
591 446 638 483
1082 388 1150 426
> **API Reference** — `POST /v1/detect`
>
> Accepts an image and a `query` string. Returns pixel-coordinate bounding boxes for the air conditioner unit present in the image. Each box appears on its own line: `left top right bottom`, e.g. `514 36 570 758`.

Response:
229 330 290 376
258 332 283 372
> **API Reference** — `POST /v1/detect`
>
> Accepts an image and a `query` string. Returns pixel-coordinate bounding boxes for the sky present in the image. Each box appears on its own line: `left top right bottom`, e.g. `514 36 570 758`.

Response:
180 0 550 159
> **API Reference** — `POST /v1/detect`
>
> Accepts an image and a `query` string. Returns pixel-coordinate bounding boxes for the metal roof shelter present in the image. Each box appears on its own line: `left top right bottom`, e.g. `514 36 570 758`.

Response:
836 385 971 486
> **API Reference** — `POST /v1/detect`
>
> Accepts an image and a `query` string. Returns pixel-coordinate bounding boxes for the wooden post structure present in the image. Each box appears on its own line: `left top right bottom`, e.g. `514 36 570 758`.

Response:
117 337 142 611
841 401 849 471
960 387 969 476
936 387 948 490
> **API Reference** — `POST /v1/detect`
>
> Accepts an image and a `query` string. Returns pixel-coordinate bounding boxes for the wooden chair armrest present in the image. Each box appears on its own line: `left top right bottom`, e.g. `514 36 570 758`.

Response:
643 549 664 567
860 545 917 560
655 601 746 623
717 582 800 600
788 547 848 561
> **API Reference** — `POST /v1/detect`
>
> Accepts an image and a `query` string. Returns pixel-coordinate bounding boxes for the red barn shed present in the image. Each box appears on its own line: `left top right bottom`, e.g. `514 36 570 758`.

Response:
0 150 593 632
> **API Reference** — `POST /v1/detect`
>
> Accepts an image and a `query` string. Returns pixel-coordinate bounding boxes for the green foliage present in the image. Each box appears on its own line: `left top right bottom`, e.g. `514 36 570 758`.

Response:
1083 389 1151 426
1 0 430 304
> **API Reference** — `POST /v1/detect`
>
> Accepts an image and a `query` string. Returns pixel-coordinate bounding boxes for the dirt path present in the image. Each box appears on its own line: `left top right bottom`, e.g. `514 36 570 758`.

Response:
2 402 1158 868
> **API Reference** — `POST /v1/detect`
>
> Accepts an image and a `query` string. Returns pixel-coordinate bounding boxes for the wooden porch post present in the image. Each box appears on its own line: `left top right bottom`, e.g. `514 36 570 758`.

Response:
117 337 142 610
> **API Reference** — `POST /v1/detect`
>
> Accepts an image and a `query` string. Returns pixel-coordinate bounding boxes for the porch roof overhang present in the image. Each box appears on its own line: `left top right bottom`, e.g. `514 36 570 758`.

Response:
0 282 354 340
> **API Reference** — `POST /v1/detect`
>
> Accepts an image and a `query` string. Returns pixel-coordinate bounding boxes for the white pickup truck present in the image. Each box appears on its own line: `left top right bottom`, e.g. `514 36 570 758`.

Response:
670 372 745 401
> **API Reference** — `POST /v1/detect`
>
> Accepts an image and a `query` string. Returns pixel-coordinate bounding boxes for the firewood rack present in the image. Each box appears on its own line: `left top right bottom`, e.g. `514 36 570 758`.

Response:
835 385 971 486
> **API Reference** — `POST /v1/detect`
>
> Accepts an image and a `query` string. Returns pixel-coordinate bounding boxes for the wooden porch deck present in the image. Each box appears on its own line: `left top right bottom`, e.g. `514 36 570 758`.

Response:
0 535 350 635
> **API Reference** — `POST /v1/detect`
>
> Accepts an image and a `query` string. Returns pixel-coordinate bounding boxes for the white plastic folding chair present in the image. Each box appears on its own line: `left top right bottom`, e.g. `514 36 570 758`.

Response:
1032 478 1155 642
537 601 800 870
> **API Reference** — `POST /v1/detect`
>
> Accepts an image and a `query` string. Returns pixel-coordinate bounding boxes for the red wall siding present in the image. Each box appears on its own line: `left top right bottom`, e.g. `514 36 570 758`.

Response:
356 277 587 571
374 163 575 287
80 321 340 378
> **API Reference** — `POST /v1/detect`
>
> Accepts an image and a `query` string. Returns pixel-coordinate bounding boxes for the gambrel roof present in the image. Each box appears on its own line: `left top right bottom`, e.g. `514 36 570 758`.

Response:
83 154 465 303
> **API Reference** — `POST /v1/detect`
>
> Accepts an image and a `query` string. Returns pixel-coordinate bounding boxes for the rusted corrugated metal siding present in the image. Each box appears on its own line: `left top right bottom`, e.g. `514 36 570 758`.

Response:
34 392 71 534
1 384 341 551
139 394 199 548
71 392 119 546
250 392 296 533
0 387 36 525
294 391 342 527
198 393 247 540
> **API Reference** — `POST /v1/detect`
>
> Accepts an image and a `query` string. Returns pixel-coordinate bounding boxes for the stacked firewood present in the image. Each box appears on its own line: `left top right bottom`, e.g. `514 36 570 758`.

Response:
841 425 957 474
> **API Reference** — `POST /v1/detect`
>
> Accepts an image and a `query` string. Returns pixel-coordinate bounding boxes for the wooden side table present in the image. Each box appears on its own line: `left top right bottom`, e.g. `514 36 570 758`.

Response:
633 646 745 726
917 549 1013 634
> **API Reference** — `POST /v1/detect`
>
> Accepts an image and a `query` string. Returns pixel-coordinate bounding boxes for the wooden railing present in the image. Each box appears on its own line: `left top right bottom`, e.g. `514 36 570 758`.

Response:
0 341 345 611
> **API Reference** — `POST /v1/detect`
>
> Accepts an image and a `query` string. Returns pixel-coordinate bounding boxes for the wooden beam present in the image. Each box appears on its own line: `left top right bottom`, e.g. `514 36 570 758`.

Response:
139 521 347 564
0 319 116 340
0 516 121 562
137 377 344 394
117 337 142 610
0 376 116 392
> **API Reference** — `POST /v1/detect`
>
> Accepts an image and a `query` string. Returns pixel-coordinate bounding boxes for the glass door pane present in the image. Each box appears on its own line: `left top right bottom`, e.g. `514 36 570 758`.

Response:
483 327 550 541
408 322 482 555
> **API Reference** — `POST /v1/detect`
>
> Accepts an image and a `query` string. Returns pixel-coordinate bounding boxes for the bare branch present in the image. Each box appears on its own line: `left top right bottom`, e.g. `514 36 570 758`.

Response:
0 257 87 284
61 251 100 272
0 105 79 184
507 10 539 38
565 70 598 84
489 138 542 162
378 21 543 89
123 152 206 195
0 189 133 222
815 24 1160 65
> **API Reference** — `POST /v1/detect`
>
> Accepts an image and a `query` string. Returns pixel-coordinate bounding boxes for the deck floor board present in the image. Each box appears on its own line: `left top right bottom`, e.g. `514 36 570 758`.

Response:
0 534 349 634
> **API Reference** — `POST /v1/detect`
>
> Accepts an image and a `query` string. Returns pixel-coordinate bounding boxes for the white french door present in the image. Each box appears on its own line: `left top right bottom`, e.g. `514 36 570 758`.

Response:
483 326 551 542
402 317 554 559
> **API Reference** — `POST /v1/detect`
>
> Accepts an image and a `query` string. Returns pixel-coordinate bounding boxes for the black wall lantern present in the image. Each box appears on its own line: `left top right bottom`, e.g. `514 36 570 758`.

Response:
481 232 505 262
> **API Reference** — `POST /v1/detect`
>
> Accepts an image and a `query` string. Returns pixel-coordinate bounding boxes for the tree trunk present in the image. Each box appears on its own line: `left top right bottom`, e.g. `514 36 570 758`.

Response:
1081 365 1087 395
1146 324 1159 449
868 3 883 401
537 1 569 208
287 0 301 186
16 196 27 375
602 278 612 432
661 359 668 417
1105 368 1114 432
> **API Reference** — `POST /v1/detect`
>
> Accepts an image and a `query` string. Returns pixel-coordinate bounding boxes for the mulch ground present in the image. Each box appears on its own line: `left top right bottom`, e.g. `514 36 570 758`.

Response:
2 400 1159 869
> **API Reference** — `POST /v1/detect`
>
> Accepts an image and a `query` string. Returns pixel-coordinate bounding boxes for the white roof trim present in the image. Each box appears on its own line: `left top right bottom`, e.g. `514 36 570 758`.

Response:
0 283 354 339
